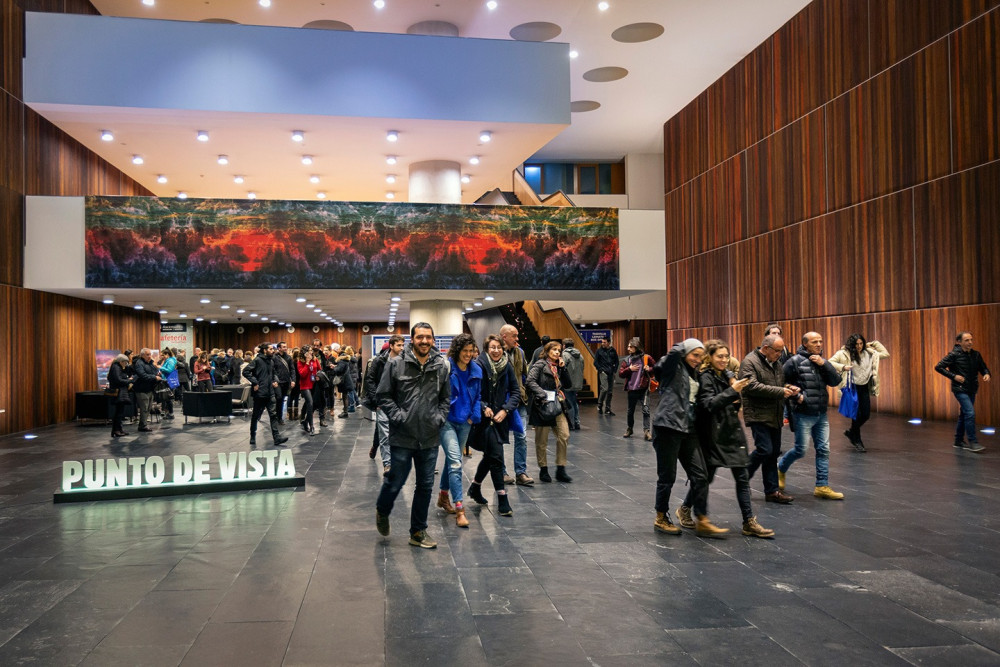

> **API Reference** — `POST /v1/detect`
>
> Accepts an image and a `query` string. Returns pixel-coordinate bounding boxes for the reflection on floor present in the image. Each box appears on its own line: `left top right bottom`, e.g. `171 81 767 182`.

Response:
0 404 999 666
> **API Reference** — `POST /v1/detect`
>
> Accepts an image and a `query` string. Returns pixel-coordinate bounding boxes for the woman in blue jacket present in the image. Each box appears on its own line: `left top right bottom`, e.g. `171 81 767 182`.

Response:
437 333 482 528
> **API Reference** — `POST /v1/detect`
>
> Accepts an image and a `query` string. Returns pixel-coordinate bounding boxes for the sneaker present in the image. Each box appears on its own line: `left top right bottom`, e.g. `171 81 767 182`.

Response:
675 505 695 529
814 486 845 500
376 510 390 536
777 469 786 491
742 516 775 538
852 440 867 453
516 473 534 486
597 407 604 415
249 437 256 446
408 530 437 549
605 410 616 416
967 442 985 453
954 441 966 449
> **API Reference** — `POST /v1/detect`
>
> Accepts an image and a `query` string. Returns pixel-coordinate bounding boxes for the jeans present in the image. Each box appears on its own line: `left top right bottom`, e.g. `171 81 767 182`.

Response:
277 382 290 420
376 409 391 467
250 393 280 442
651 426 707 515
439 421 472 502
376 446 438 536
779 413 830 486
684 465 753 521
848 382 872 441
564 390 580 426
626 390 650 431
535 414 569 467
505 405 529 476
954 392 978 444
746 423 782 495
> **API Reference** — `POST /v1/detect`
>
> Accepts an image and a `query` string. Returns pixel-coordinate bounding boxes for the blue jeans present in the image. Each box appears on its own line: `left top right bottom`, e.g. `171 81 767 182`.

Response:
779 413 830 486
505 405 528 476
954 392 978 444
376 446 438 536
439 421 472 502
376 409 391 467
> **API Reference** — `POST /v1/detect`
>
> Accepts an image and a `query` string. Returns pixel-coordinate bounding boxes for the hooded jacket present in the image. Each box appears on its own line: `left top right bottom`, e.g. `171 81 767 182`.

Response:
651 343 700 433
377 345 450 449
242 353 276 398
935 345 991 394
561 347 585 391
783 346 840 415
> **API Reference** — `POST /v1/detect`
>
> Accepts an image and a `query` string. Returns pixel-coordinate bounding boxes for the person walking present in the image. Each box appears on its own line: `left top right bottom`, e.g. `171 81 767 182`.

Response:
499 325 533 487
594 338 619 415
296 348 320 435
561 339 584 430
526 340 573 483
619 337 654 440
935 331 991 453
436 333 482 528
242 343 289 448
829 334 890 452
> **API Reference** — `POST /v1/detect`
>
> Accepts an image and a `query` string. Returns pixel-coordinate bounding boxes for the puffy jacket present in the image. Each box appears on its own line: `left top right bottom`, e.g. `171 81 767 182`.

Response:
739 349 787 427
447 361 483 425
783 347 841 415
935 345 991 394
242 354 276 398
334 357 355 392
651 343 700 433
131 357 160 393
477 356 520 443
525 359 572 427
696 368 749 468
377 345 450 450
562 347 585 391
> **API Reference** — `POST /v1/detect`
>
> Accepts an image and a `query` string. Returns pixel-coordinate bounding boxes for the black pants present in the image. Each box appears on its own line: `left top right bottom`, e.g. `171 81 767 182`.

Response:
848 381 872 441
277 382 290 420
651 426 708 515
198 380 213 393
473 427 506 492
746 423 782 495
314 385 327 421
626 390 649 430
685 465 753 521
299 389 314 430
250 393 279 442
112 401 126 434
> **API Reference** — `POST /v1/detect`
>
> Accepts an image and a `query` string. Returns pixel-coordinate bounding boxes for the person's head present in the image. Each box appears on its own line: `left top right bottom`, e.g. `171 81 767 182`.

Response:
957 331 974 352
544 340 563 361
388 334 405 357
277 341 287 354
563 338 574 349
304 347 313 361
113 353 129 367
258 342 273 357
701 340 730 373
601 338 610 348
844 333 867 358
312 338 322 348
679 338 705 368
760 334 785 362
235 349 243 359
449 333 476 367
485 334 504 361
802 332 823 355
140 348 152 360
627 337 642 354
226 348 233 356
540 335 551 347
193 347 201 356
160 348 173 358
123 348 133 358
198 351 209 362
764 323 783 337
499 324 519 350
410 322 435 358
343 345 355 357
331 343 341 354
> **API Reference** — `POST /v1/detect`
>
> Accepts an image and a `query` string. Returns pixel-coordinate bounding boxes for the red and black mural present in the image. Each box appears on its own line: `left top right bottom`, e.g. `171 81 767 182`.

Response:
85 197 619 290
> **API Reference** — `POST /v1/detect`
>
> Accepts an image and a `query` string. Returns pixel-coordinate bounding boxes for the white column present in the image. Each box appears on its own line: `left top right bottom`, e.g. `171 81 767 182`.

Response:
409 300 465 337
408 160 462 204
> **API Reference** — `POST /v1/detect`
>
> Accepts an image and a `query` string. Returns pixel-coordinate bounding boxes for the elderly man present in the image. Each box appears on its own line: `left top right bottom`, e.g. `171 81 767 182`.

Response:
500 324 533 486
131 348 160 433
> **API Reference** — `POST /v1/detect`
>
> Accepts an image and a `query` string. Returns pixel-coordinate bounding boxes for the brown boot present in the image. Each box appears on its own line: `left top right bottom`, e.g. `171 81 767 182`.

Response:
675 505 695 529
455 506 469 528
741 516 775 538
654 511 681 535
437 490 456 514
643 429 652 441
695 515 729 538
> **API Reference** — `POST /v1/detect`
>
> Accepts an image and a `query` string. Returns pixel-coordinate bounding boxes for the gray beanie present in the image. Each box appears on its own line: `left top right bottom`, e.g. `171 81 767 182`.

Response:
680 338 704 355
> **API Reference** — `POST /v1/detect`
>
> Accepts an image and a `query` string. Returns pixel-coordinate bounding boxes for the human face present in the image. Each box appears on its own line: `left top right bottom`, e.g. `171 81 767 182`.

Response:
412 327 434 358
710 347 730 372
487 340 504 362
960 333 974 352
278 343 287 353
501 328 519 350
141 350 152 361
766 327 782 337
684 348 704 368
854 338 865 353
304 350 313 361
762 337 785 362
627 344 636 354
804 333 823 356
547 345 563 361
601 339 609 348
227 348 234 356
390 340 405 357
458 344 475 367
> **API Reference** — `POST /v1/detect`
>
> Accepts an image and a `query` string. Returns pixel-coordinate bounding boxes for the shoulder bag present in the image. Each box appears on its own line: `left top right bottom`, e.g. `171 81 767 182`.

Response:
838 370 859 420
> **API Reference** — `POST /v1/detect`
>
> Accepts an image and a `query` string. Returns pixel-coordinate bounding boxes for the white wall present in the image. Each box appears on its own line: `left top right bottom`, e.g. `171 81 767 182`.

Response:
625 153 665 210
24 196 84 290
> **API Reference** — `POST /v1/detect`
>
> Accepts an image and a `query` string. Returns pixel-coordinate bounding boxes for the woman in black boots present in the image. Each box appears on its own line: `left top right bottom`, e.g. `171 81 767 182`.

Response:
468 335 520 516
108 354 132 437
526 340 573 483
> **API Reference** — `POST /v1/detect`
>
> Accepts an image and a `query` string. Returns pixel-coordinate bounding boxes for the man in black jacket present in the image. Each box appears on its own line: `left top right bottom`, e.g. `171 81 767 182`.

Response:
273 341 295 425
132 348 160 432
594 337 619 415
365 335 405 473
935 331 991 452
242 343 289 447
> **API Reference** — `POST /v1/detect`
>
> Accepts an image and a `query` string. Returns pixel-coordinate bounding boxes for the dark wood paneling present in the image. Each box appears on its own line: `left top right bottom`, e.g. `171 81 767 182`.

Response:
1 0 24 99
668 248 730 329
0 89 22 193
914 161 1000 308
664 184 691 263
745 108 827 236
731 224 804 324
772 0 869 129
707 41 774 167
827 39 951 210
869 0 1000 74
691 154 745 254
873 309 925 418
663 91 709 192
192 322 408 360
951 8 1000 171
0 184 22 286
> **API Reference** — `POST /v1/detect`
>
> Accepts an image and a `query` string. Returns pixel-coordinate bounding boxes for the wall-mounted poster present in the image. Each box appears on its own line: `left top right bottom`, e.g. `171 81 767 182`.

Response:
96 349 118 388
84 197 619 291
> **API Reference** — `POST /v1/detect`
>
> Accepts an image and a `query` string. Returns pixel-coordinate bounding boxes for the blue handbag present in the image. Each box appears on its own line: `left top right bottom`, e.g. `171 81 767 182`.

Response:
838 370 859 420
166 368 180 390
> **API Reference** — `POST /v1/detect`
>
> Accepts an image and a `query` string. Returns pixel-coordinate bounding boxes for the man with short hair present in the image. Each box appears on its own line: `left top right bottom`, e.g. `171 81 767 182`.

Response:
500 324 533 486
273 341 295 425
242 343 289 447
778 332 844 500
366 335 405 474
376 323 451 549
531 335 551 365
936 331 991 452
131 348 160 432
561 338 584 430
594 337 619 415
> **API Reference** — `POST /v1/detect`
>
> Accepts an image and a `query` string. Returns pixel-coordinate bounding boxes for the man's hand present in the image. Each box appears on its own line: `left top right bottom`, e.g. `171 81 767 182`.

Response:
493 409 507 423
954 375 966 384
808 354 825 365
252 385 259 392
984 374 991 382
782 386 797 398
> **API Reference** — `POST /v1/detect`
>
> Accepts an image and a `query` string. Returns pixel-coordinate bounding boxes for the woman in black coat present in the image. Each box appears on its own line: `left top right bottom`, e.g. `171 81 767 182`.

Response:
468 334 520 516
525 340 573 483
334 348 356 418
108 354 132 437
679 340 774 538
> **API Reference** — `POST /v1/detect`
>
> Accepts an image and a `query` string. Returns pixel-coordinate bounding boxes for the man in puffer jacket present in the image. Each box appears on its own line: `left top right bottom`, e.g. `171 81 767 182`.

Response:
778 332 845 500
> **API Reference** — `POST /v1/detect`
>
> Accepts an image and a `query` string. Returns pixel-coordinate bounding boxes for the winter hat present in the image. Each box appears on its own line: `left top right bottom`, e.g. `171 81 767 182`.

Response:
680 338 704 355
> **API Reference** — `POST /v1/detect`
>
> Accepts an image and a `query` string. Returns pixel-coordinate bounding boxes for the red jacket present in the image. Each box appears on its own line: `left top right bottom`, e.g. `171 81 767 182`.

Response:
297 359 320 391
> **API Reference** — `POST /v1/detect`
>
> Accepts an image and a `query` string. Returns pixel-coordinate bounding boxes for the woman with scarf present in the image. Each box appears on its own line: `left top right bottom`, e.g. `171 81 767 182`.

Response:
619 337 654 441
468 334 520 516
526 340 573 483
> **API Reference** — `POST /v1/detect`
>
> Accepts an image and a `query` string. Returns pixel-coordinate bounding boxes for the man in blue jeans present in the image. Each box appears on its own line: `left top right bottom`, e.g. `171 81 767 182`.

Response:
778 332 845 500
935 331 991 453
375 322 451 549
500 324 534 486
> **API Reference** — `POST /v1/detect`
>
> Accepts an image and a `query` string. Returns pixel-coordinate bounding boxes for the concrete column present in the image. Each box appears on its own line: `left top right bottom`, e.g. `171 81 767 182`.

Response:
408 160 462 204
409 300 465 337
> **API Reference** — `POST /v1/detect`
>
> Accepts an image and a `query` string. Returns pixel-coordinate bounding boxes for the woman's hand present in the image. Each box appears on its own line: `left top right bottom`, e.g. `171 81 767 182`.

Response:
493 409 507 423
731 377 750 393
483 407 495 419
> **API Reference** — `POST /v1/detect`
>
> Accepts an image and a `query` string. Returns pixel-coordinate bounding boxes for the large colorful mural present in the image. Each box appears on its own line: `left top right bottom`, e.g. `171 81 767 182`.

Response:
84 197 619 290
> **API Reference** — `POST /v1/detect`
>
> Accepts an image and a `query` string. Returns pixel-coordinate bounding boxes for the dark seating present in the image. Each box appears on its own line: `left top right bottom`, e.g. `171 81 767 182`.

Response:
215 384 252 418
75 391 135 423
182 390 233 424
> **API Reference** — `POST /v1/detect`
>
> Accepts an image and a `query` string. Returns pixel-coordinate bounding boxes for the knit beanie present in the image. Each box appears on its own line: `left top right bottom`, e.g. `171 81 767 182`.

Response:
680 338 704 355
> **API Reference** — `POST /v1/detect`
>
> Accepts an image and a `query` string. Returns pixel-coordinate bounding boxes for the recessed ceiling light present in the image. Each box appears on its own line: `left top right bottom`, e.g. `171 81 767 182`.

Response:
479 130 492 142
100 129 114 141
306 303 315 309
220 303 230 309
200 296 211 303
177 191 188 199
486 1 498 10
301 155 313 165
569 50 579 59
386 175 396 184
250 313 258 318
309 175 320 184
592 322 598 326
473 299 483 307
386 130 399 142
464 304 473 312
236 308 245 314
196 316 204 322
234 175 245 184
484 294 495 301
196 130 209 142
386 192 395 199
259 0 271 7
178 312 187 318
317 192 326 199
102 295 114 304
461 175 471 184
217 155 229 165
134 304 144 310
469 156 480 165
247 192 257 199
295 295 306 303
291 130 304 142
131 154 143 165
390 293 401 302
158 309 167 314
261 317 269 322
386 156 397 165
210 320 217 324
373 0 385 9
142 0 154 7
598 1 610 10
157 174 167 184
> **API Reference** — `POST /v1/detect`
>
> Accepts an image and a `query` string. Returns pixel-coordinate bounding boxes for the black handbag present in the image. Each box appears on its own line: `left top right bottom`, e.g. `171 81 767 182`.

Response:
538 398 563 420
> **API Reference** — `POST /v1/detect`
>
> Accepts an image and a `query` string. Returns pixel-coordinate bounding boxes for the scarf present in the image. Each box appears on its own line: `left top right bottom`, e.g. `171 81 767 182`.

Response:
488 353 508 389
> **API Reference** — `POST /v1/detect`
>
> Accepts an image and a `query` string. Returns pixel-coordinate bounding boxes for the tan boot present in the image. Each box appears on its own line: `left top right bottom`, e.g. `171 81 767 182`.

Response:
437 490 456 514
654 511 681 535
455 507 469 528
675 505 695 529
695 515 729 538
741 516 775 538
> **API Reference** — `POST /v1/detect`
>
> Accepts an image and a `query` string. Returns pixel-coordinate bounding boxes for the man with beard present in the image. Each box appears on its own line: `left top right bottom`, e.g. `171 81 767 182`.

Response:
242 343 290 447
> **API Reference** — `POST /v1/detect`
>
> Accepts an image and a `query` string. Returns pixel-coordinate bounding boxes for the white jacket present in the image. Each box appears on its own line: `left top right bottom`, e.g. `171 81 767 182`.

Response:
830 341 889 396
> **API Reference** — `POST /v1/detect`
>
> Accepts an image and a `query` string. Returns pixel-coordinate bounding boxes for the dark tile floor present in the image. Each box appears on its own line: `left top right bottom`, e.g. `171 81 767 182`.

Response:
1 401 999 666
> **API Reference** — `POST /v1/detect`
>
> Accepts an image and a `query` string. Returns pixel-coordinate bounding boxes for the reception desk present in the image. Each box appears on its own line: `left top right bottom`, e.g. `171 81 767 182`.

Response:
182 390 233 424
75 391 134 423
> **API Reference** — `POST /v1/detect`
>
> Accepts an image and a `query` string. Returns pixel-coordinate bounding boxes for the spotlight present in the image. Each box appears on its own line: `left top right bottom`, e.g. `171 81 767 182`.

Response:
390 293 401 302
234 175 245 184
200 296 211 303
386 156 397 165
301 155 313 165
249 313 258 318
291 130 304 142
24 434 38 440
386 130 399 142
100 130 114 141
131 155 144 165
177 192 188 199
469 156 480 165
197 130 209 142
310 175 320 184
102 295 114 304
982 428 996 435
479 130 492 142
217 155 229 165
157 175 167 184
386 175 396 184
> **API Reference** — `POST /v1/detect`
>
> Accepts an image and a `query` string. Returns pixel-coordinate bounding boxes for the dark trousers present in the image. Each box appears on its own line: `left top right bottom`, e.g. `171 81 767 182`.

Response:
299 389 314 430
746 423 782 495
277 382 290 420
473 427 506 492
848 381 872 441
626 390 650 430
597 370 615 410
314 386 327 422
651 426 708 515
111 402 125 434
198 380 213 393
684 465 753 521
250 393 279 442
376 446 438 536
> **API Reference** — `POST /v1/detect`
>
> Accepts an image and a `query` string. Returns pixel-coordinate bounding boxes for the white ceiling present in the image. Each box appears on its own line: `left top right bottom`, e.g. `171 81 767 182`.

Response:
36 0 810 324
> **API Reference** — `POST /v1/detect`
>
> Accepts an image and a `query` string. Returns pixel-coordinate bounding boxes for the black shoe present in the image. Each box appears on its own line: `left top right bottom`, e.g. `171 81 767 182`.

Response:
967 442 985 453
597 407 604 415
555 466 573 483
468 482 488 505
605 410 616 416
138 426 153 432
852 440 867 453
249 437 256 446
302 421 310 434
278 420 285 426
337 412 348 419
274 436 289 446
111 431 126 438
376 510 390 536
497 493 513 516
954 441 966 449
538 466 552 483
163 414 175 420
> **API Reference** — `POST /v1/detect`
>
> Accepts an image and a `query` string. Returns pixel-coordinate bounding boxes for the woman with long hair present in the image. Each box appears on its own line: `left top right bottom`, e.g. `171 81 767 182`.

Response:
194 351 213 392
296 347 320 435
526 340 573 483
436 333 482 528
829 333 890 452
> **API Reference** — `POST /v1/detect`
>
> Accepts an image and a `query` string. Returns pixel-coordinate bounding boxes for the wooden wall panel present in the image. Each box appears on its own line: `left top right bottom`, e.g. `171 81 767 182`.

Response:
707 41 774 167
663 184 691 263
826 39 951 210
690 154 745 254
951 9 1000 171
668 247 730 329
1 0 23 99
0 90 22 193
873 310 926 418
914 161 1000 308
730 225 803 324
663 91 709 192
191 322 410 360
745 108 827 236
0 185 22 286
772 0 869 129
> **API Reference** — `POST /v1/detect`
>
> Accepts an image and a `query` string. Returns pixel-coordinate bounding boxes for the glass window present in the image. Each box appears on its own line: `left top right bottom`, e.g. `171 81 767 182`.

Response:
578 165 597 194
524 165 542 194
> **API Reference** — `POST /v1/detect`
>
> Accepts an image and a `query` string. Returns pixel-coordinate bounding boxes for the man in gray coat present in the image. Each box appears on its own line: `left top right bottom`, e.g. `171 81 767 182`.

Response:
375 322 451 549
561 338 584 430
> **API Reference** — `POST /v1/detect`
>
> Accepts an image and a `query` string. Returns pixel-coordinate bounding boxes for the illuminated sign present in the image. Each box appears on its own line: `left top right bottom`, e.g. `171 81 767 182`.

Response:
54 450 303 503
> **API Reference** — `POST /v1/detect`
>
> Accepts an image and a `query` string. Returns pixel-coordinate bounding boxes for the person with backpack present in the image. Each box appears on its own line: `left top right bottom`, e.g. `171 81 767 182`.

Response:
619 338 654 441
